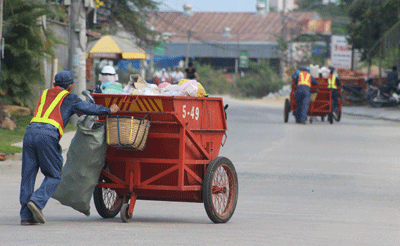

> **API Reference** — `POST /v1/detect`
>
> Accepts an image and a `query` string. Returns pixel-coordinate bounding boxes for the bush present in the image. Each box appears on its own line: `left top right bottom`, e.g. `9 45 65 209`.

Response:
193 62 230 95
233 60 285 98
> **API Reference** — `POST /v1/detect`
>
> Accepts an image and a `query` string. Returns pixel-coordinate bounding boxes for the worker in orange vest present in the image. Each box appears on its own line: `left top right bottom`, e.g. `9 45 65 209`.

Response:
293 66 318 124
19 71 119 226
328 66 341 119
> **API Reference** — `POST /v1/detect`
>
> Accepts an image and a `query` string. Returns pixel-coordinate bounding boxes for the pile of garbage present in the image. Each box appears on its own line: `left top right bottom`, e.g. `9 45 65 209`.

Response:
263 85 291 99
98 74 207 97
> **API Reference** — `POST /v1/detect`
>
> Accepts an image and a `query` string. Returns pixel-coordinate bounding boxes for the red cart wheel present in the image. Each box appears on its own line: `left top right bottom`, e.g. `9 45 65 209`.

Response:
120 203 132 223
203 157 238 223
93 169 124 218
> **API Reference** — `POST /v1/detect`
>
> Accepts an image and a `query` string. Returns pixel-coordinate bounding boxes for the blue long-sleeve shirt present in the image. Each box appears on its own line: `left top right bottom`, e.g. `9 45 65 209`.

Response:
26 92 111 139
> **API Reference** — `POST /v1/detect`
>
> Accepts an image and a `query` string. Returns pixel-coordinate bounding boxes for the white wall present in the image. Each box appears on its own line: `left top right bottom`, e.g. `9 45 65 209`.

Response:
270 0 296 12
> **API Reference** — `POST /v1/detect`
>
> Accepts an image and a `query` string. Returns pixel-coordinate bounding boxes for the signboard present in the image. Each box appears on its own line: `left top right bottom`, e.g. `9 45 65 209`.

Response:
239 51 249 68
330 35 352 69
154 42 165 55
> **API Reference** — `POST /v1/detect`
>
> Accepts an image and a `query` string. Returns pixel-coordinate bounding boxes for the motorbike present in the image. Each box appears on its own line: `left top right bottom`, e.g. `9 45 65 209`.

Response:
341 78 378 106
368 85 400 107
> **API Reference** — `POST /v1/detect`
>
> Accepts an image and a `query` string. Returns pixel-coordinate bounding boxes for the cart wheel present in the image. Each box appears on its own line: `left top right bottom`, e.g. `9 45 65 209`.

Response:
309 117 313 124
321 116 325 122
93 180 123 218
203 157 238 223
284 98 290 123
328 112 333 124
120 203 132 223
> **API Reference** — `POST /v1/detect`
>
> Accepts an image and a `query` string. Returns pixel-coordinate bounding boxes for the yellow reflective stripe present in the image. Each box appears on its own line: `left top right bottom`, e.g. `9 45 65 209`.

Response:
30 89 69 138
43 90 69 118
35 89 48 118
29 117 64 136
299 73 311 86
328 76 337 89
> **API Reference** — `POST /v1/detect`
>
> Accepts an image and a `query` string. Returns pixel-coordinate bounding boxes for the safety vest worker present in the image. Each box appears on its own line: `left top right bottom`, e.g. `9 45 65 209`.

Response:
328 66 341 118
294 67 318 124
19 70 121 226
31 87 69 138
328 75 338 89
298 71 311 87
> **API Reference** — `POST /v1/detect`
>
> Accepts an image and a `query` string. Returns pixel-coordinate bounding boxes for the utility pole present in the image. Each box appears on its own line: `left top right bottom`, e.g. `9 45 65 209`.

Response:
68 0 87 125
185 30 191 68
68 0 87 99
0 0 3 79
280 0 287 80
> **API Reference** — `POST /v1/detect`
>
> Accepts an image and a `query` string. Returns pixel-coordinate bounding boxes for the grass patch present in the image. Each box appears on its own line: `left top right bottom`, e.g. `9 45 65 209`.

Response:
0 115 77 155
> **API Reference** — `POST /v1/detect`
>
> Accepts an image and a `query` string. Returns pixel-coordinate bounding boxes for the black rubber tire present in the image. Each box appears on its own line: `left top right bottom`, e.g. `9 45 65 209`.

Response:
284 98 290 123
335 109 342 122
321 116 325 122
328 112 333 124
120 203 132 223
203 157 238 223
369 92 384 108
93 177 124 218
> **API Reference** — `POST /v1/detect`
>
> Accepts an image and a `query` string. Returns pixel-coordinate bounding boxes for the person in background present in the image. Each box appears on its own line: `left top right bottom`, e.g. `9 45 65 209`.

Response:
386 66 399 93
19 71 119 226
328 66 341 119
171 67 184 84
184 61 200 81
159 68 169 83
293 66 318 124
99 66 118 90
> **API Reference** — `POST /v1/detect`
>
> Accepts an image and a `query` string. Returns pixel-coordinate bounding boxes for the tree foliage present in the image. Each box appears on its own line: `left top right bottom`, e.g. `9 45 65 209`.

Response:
340 0 400 61
93 0 160 46
0 0 62 107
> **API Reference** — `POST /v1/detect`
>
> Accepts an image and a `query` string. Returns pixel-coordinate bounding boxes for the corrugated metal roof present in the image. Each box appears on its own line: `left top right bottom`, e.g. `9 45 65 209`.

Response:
150 11 319 43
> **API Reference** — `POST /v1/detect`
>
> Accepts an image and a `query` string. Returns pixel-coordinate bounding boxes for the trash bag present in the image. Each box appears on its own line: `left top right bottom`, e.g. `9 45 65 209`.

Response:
52 116 107 216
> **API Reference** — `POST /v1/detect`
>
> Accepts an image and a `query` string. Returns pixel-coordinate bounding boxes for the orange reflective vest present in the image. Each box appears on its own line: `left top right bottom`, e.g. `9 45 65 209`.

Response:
328 75 337 89
30 87 69 138
298 71 311 87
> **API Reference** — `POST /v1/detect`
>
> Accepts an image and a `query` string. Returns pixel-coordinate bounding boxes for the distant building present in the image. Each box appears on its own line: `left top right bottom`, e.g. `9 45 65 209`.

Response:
149 4 328 74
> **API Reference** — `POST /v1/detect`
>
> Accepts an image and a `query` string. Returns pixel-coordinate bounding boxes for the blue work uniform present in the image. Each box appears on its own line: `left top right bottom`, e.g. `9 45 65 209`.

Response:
328 74 341 113
20 88 111 222
294 71 318 123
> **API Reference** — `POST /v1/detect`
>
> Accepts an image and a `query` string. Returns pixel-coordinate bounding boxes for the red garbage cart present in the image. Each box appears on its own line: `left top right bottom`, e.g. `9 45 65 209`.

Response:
91 94 238 223
283 78 342 124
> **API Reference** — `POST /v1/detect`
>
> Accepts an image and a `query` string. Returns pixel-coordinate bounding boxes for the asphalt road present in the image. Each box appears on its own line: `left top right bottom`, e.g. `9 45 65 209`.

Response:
1 97 400 246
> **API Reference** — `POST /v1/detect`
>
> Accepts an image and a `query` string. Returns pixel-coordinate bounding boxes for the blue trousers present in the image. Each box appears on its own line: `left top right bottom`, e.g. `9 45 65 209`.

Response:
295 85 310 123
332 89 339 113
20 133 63 221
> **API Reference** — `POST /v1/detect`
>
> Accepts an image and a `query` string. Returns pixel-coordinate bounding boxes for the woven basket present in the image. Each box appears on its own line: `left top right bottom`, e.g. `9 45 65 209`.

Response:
310 92 318 102
106 115 150 150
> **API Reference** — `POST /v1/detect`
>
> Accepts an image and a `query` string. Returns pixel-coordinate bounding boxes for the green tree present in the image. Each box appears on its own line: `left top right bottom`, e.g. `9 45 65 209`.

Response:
92 0 160 46
0 0 62 107
340 0 400 61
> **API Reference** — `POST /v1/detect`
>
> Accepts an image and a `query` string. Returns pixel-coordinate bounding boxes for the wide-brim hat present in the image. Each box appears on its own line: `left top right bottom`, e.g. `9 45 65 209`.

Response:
55 71 75 85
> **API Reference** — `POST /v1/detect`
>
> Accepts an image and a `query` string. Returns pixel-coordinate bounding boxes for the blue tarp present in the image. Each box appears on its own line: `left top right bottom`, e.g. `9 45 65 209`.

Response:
117 56 194 73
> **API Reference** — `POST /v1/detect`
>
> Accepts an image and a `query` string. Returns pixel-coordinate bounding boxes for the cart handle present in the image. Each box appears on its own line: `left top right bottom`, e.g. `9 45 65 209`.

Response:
221 133 227 147
123 95 139 104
